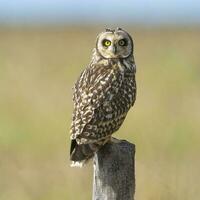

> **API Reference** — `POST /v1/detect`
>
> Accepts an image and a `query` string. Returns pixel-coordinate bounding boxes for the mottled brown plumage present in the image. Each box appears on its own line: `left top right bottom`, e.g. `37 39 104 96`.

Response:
70 28 136 167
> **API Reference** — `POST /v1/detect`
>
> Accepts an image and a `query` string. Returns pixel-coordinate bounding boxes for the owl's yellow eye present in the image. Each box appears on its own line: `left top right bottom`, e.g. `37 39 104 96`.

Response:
103 39 111 47
118 39 127 46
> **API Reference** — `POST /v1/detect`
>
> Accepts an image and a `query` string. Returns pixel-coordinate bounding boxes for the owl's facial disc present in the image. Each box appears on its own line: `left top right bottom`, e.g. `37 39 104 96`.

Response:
96 29 133 59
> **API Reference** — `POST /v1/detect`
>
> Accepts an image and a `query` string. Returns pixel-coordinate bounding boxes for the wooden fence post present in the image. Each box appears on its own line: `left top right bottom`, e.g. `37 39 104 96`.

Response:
92 138 135 200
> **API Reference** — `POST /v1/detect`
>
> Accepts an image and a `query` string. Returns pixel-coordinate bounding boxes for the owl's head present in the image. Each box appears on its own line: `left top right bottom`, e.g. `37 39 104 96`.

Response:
96 28 133 59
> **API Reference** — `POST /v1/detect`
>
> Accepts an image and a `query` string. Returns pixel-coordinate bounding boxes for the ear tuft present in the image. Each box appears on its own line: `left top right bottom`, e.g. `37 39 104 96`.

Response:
116 27 123 31
105 28 114 32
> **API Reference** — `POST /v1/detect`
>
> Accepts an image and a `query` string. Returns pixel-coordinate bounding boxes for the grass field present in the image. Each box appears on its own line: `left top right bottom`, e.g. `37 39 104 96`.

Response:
0 26 200 200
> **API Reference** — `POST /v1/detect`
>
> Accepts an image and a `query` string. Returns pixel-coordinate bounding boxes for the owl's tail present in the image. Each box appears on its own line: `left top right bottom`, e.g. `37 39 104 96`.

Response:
70 140 99 167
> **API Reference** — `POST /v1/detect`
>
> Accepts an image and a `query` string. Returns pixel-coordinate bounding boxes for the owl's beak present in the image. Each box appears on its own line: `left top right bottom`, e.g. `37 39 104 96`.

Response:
111 45 117 55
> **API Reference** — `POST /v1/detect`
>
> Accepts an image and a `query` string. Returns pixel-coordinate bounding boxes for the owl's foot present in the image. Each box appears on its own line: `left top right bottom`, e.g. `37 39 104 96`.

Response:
110 137 121 144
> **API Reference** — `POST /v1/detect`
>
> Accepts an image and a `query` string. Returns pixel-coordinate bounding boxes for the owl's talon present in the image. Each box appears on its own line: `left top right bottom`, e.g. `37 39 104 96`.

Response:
110 137 121 143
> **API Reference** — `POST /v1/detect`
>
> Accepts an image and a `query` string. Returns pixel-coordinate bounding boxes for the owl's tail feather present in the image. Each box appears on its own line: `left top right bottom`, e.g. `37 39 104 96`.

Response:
70 139 99 167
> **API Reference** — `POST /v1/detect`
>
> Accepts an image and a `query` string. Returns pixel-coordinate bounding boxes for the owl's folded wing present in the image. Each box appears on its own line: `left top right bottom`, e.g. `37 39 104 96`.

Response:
70 64 123 141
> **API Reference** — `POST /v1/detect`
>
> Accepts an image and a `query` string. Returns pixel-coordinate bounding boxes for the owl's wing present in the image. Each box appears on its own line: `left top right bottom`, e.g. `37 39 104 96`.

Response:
88 65 123 108
70 63 123 141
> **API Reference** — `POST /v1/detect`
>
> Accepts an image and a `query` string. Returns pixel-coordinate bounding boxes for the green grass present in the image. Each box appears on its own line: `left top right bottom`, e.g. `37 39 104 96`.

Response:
0 26 200 200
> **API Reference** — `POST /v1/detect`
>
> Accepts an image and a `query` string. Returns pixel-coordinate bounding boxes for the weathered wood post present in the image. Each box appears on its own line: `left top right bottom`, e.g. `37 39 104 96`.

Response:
93 138 135 200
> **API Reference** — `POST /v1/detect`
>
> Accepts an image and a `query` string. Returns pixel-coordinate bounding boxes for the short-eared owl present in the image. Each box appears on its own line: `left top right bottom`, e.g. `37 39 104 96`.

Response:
70 28 136 167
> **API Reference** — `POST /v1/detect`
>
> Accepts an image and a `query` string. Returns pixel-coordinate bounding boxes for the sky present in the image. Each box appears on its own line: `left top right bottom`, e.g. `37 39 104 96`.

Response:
0 0 200 26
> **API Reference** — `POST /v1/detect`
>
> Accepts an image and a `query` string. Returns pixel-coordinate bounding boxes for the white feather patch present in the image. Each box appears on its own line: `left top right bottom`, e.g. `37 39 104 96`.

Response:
70 161 85 168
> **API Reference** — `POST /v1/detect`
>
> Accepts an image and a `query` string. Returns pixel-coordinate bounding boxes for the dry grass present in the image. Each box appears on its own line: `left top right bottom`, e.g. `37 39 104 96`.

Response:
0 26 200 200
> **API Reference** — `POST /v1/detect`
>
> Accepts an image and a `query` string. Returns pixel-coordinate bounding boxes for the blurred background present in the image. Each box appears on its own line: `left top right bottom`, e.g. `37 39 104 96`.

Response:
0 0 200 199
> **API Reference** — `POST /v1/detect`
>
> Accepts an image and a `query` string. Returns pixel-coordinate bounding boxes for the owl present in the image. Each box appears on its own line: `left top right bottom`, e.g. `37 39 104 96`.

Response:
70 28 136 167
